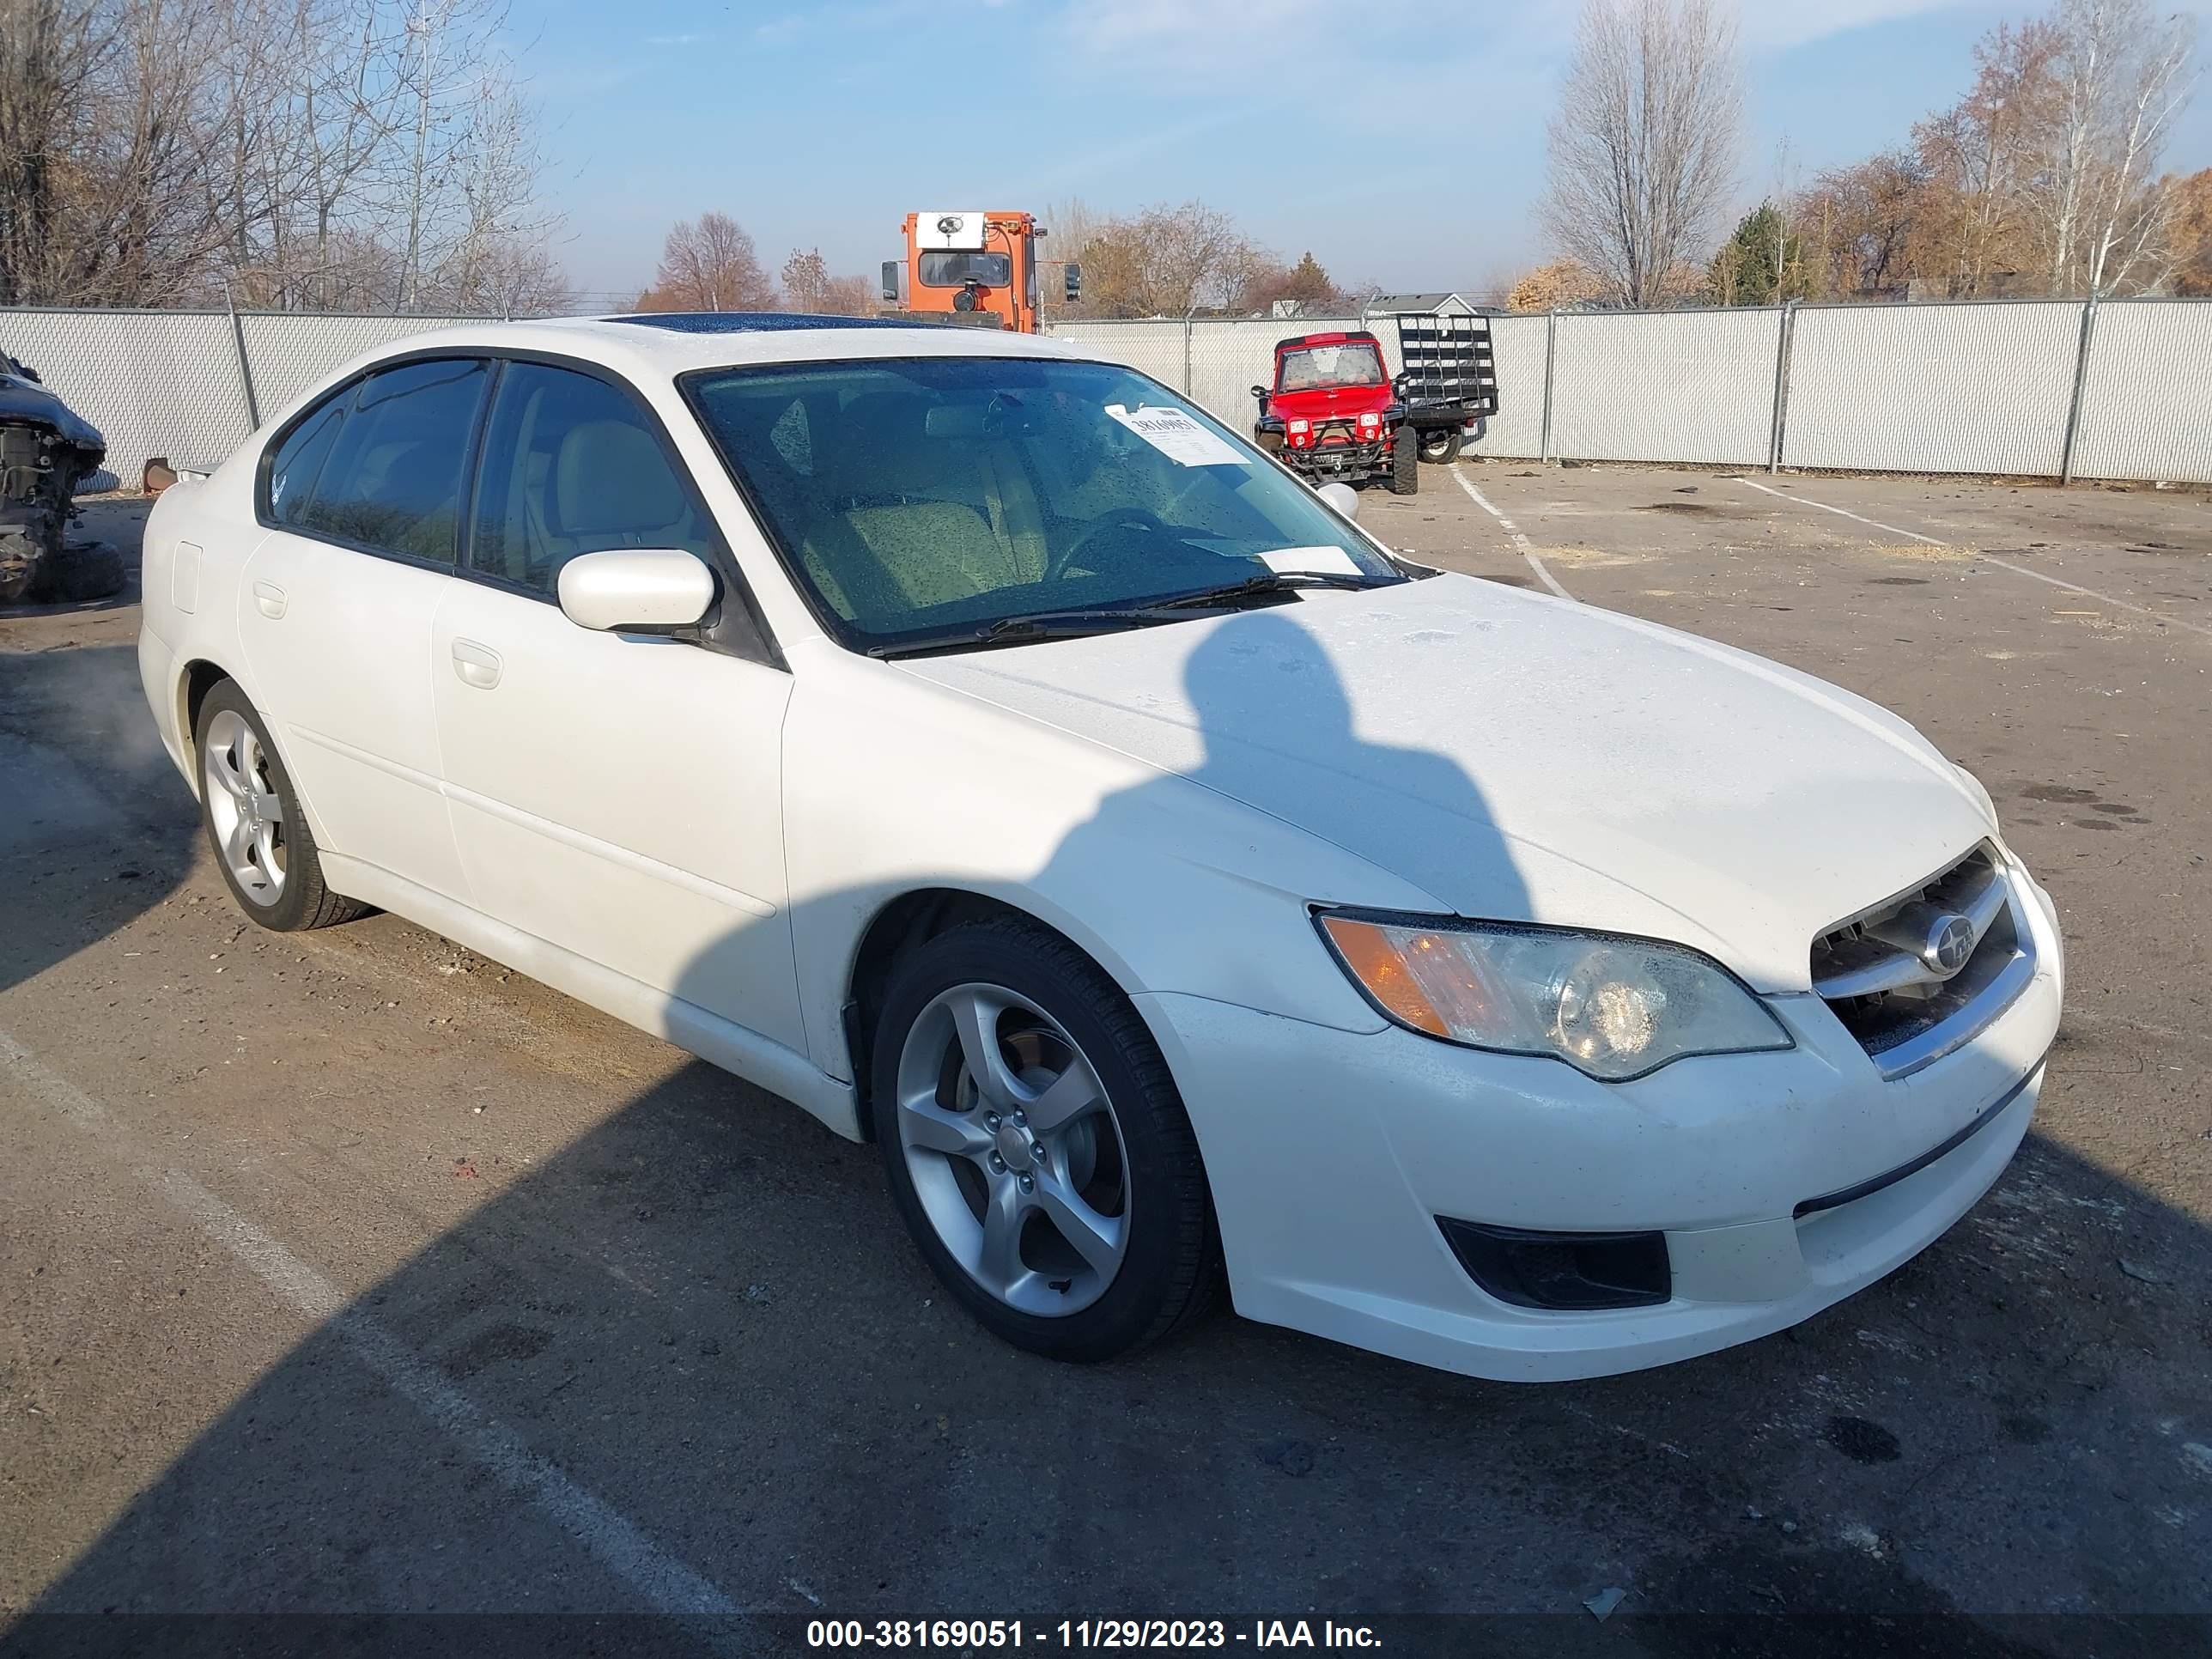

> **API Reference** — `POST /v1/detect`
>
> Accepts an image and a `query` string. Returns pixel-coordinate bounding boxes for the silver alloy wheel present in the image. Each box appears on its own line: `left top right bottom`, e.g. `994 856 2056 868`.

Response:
894 982 1131 1316
202 708 288 906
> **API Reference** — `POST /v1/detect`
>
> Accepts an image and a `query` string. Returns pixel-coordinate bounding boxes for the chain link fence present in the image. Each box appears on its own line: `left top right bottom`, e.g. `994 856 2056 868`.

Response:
2 298 2209 492
0 307 489 491
1056 296 2212 485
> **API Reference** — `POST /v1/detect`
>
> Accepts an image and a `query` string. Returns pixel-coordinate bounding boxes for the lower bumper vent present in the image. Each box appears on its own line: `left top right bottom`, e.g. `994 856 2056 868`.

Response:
1437 1218 1671 1311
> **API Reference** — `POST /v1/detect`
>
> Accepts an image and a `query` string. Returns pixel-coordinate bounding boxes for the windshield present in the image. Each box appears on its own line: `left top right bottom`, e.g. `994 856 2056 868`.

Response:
919 251 1012 289
1278 342 1386 392
686 356 1401 651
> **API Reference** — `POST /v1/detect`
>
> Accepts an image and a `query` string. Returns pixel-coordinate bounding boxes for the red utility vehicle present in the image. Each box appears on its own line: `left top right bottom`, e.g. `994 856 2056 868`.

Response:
1250 331 1419 495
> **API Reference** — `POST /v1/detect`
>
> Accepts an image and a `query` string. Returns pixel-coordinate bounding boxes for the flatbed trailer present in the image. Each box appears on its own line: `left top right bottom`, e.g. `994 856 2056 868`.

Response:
1371 311 1500 463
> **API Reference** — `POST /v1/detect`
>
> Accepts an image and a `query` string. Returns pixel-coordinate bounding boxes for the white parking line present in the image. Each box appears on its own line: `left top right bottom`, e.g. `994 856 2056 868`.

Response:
1449 466 1573 599
1735 476 2212 641
0 1025 744 1624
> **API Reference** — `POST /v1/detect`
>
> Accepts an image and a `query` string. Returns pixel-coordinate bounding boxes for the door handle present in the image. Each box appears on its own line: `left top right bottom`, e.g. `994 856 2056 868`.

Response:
451 639 502 690
252 580 287 619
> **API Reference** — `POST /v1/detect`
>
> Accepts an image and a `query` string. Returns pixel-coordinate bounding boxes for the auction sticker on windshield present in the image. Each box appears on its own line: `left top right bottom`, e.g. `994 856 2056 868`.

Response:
1261 545 1364 576
1105 403 1249 468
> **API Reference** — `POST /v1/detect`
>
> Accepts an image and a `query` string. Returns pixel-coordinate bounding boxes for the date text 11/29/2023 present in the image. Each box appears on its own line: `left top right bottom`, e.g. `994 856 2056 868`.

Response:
806 1620 1384 1649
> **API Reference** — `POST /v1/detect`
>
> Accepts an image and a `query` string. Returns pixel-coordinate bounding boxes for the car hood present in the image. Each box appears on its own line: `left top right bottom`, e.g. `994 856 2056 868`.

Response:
1268 385 1393 419
895 574 1995 991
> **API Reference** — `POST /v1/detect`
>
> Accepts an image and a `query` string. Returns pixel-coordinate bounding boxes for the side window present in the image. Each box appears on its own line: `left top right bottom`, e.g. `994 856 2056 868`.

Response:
264 393 346 526
294 358 489 563
469 362 714 595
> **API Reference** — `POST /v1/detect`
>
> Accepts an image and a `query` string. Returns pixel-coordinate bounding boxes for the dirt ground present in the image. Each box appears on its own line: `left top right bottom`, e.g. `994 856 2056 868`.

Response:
2 473 2209 1655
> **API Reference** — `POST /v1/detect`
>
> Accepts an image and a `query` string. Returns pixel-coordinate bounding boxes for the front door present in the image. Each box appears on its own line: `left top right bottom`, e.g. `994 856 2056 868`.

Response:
429 360 804 1054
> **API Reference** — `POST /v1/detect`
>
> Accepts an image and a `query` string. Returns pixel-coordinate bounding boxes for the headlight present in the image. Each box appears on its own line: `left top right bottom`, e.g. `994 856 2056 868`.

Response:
1288 418 1310 434
1316 912 1792 1081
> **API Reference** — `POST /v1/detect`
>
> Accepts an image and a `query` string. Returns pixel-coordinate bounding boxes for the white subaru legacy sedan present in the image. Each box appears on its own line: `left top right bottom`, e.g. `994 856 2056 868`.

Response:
136 314 2062 1381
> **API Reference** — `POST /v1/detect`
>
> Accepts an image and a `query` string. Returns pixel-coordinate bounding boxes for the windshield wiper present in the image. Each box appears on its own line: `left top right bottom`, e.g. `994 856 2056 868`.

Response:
867 608 1184 659
868 572 1393 659
1150 569 1389 610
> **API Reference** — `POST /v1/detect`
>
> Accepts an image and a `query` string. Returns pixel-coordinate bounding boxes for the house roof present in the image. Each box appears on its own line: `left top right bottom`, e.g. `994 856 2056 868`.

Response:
1363 292 1475 314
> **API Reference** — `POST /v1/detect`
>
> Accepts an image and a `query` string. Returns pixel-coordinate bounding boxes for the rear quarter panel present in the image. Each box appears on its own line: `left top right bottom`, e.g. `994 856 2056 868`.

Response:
136 460 270 795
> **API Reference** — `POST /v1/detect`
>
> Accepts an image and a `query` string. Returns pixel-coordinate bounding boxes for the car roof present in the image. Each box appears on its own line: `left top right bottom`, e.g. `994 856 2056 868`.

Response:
1274 330 1382 353
353 312 1091 386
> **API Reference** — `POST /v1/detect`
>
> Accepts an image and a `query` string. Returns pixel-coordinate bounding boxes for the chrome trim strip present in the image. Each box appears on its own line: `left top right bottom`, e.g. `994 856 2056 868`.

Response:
1959 864 2008 936
1815 951 1946 1000
1812 860 2011 1000
1814 838 1998 939
1869 886 2038 1080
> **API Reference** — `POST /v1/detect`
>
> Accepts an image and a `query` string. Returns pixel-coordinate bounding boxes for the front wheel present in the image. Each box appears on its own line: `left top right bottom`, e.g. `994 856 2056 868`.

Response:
1389 426 1419 495
871 918 1221 1361
1418 426 1462 465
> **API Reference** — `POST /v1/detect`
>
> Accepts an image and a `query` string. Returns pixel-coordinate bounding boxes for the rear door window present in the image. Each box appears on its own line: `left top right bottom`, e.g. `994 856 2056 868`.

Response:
264 396 347 526
292 358 489 564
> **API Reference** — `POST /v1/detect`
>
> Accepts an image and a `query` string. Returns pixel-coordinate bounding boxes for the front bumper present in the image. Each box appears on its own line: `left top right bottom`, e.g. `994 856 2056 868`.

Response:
1136 864 2063 1382
1280 435 1389 478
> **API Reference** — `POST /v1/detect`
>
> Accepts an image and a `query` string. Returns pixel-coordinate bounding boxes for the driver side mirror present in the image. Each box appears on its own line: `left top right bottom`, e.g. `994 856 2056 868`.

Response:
1392 372 1413 395
1063 262 1081 303
1318 482 1358 520
556 548 717 635
880 260 902 303
1250 384 1269 403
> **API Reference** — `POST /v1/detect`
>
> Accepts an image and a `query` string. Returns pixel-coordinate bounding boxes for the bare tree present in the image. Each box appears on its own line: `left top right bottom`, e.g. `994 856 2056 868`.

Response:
1080 200 1267 317
818 272 876 316
1540 0 1744 308
1 0 245 305
1506 258 1608 312
0 0 565 311
1911 21 2059 296
1039 195 1098 312
636 212 775 312
2172 166 2212 294
780 246 830 312
2034 0 2198 295
1796 149 1934 296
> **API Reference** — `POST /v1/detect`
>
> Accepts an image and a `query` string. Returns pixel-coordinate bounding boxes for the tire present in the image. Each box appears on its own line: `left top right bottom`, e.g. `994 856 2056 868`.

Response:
870 916 1222 1361
1418 426 1462 465
0 529 38 606
1389 425 1419 495
194 680 366 932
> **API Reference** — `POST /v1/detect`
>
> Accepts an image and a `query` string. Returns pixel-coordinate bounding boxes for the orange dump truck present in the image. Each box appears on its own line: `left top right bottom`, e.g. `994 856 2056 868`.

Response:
880 210 1079 333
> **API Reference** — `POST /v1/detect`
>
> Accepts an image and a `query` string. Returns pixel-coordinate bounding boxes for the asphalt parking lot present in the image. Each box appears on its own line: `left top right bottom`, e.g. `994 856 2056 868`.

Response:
3 471 2209 1654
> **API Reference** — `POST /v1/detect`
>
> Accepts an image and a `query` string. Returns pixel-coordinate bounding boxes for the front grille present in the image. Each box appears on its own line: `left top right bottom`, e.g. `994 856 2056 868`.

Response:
1812 843 2034 1077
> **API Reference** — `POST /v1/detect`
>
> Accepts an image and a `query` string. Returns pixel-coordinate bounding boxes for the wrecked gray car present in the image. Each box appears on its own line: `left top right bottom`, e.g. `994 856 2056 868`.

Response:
0 353 112 605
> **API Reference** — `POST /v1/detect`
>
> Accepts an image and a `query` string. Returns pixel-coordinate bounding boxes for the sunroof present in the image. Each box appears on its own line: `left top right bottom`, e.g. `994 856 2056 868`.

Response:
603 311 919 333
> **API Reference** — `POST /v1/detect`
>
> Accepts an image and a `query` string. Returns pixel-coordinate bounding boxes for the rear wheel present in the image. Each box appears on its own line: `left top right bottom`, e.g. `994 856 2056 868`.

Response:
871 917 1221 1361
1389 425 1419 495
195 681 366 932
1418 426 1462 465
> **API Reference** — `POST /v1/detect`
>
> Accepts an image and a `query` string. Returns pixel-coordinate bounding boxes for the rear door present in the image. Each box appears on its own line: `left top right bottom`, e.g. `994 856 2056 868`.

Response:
429 359 804 1053
239 357 489 901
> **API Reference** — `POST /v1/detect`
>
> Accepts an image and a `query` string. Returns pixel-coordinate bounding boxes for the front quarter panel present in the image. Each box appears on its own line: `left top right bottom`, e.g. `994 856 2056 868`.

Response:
781 640 1443 1081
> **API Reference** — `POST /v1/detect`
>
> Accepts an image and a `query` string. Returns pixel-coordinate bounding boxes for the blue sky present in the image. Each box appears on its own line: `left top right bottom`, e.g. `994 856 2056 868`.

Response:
523 0 2212 302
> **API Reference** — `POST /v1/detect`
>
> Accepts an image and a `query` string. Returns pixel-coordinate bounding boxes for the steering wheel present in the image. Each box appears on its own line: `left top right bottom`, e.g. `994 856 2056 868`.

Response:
1050 507 1172 580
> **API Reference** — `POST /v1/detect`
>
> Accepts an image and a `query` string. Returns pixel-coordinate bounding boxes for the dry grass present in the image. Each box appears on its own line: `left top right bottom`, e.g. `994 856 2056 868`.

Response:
1870 540 1978 561
1531 544 1653 568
